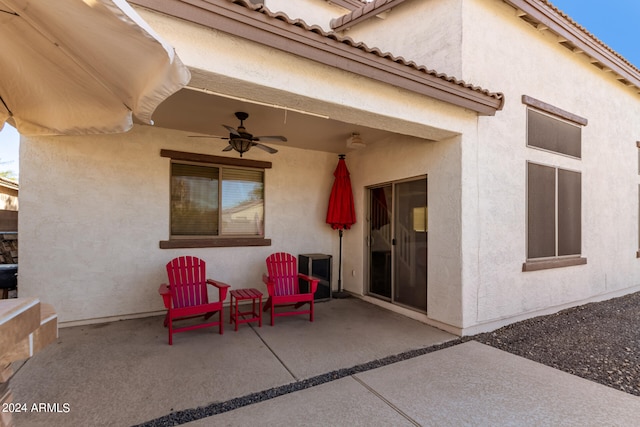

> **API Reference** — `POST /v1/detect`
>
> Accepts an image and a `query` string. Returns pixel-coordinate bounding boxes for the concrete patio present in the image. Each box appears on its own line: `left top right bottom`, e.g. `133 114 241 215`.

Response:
9 297 640 426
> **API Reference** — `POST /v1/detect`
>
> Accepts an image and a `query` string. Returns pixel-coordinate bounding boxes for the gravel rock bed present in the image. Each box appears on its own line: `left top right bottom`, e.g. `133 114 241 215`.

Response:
475 291 640 397
136 292 640 426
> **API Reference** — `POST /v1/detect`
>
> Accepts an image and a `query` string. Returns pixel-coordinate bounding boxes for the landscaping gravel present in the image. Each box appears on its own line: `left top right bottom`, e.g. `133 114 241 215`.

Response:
136 292 640 426
475 291 640 397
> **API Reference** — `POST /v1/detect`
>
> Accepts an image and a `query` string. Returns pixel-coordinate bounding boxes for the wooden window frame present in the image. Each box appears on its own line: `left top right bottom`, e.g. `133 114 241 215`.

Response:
159 150 272 249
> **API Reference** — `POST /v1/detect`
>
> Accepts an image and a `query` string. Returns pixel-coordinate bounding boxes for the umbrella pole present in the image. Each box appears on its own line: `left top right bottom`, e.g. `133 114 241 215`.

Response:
333 228 350 298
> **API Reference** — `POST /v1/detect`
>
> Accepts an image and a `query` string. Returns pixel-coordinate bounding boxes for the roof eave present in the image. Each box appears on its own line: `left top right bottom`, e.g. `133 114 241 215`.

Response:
331 0 408 32
131 0 503 116
326 0 364 12
503 0 640 91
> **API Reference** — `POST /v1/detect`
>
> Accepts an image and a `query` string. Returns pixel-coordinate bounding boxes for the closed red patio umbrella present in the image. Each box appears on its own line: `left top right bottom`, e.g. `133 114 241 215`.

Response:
326 154 356 298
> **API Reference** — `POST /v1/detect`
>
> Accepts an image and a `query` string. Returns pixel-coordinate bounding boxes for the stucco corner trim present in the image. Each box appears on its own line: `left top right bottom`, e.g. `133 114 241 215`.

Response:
522 95 587 126
522 257 587 272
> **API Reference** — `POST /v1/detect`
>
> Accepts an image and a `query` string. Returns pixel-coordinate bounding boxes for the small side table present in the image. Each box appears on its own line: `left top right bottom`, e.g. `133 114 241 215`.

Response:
229 288 263 331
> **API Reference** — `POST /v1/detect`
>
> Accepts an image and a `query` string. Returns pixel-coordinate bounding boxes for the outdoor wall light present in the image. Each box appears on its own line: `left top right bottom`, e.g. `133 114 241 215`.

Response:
346 132 366 149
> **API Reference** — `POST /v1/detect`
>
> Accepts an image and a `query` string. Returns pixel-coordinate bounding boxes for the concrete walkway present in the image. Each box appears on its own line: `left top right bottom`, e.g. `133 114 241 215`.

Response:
194 341 640 426
9 298 640 426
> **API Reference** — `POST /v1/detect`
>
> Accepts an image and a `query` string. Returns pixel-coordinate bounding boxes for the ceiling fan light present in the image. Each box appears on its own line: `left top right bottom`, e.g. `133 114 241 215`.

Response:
230 138 253 157
346 132 366 149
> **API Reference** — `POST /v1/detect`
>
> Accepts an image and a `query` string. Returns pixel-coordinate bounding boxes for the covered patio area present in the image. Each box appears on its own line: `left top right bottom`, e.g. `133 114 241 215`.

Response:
10 298 453 426
11 297 640 426
17 0 504 339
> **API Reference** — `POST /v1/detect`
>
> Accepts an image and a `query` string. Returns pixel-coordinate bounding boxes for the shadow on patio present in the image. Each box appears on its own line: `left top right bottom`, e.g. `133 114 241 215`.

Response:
10 298 454 426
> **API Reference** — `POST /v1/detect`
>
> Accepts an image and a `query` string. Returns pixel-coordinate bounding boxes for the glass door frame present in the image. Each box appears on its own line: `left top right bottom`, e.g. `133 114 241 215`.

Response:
365 175 428 313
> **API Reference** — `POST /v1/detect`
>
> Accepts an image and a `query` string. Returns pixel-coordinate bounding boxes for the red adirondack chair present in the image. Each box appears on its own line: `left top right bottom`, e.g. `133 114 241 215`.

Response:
262 252 319 326
158 256 230 345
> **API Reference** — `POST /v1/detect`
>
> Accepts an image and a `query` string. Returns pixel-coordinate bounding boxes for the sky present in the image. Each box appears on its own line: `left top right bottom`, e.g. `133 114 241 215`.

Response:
0 0 637 182
549 0 640 68
0 125 19 180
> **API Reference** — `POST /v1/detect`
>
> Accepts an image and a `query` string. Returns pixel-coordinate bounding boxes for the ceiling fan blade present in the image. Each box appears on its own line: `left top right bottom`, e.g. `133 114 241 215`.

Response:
253 143 278 154
255 135 287 142
223 125 241 136
189 135 229 140
222 145 234 151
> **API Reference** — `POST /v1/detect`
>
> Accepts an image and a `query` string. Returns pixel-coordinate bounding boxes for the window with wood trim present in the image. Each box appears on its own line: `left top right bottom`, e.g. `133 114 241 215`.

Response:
160 150 272 249
522 96 586 271
171 162 264 237
527 162 581 260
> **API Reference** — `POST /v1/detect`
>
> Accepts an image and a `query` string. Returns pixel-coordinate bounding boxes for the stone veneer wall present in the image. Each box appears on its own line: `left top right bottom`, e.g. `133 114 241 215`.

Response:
0 233 17 264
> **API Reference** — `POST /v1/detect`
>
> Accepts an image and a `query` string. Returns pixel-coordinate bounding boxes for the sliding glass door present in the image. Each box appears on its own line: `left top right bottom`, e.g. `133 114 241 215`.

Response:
367 177 427 312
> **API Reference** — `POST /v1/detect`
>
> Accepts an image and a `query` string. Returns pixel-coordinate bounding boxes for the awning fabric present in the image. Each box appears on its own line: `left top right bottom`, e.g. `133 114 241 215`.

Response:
0 0 191 135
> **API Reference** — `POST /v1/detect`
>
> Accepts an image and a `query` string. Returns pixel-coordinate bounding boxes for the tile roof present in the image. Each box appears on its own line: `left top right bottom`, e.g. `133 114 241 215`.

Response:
229 0 504 106
131 0 503 114
331 0 407 31
327 0 367 11
330 0 640 92
0 176 18 190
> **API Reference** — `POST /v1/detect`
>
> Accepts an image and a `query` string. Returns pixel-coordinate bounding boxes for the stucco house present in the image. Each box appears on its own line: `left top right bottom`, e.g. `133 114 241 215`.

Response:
0 176 18 213
18 0 640 336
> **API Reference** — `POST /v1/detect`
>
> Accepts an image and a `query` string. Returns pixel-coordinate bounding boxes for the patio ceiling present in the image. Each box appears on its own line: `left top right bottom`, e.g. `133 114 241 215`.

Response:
150 85 420 154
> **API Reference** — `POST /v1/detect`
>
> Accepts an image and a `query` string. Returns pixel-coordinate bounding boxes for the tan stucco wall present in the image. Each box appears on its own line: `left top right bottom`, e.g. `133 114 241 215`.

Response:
338 0 464 78
22 0 640 335
0 193 17 211
458 0 640 332
314 0 640 333
18 7 479 327
18 126 337 323
346 132 470 328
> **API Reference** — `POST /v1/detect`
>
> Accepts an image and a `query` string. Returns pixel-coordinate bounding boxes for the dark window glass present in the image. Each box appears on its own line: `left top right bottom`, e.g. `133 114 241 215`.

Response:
527 163 581 259
170 163 265 237
528 109 581 158
171 163 219 236
527 163 556 258
557 169 581 256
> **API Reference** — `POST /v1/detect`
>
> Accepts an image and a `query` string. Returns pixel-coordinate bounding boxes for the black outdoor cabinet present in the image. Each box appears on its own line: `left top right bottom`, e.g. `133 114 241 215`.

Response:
298 253 332 301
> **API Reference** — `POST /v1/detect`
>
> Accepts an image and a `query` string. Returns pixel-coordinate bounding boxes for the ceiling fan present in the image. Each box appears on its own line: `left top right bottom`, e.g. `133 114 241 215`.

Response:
190 111 286 157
